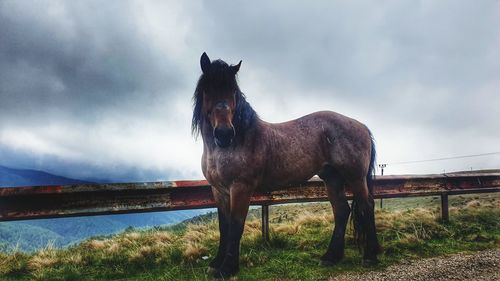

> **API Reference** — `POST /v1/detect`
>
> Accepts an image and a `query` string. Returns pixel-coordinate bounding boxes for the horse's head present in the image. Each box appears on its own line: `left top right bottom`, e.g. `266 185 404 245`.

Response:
194 52 242 148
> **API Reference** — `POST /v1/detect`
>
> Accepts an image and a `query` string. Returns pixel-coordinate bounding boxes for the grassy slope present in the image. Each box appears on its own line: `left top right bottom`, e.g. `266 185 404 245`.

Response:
0 223 63 252
0 193 498 281
0 210 209 252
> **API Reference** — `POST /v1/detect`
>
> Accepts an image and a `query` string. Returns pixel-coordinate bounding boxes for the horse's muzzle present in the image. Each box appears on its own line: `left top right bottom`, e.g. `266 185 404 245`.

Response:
213 126 235 148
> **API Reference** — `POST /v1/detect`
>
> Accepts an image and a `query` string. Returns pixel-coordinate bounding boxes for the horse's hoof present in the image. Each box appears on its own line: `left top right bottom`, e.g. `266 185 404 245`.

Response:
319 259 336 267
362 258 379 267
320 253 342 266
212 268 238 279
319 257 342 267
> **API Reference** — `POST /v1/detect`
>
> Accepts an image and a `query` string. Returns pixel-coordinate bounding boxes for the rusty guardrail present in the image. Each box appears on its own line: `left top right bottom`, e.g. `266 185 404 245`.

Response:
1 172 499 241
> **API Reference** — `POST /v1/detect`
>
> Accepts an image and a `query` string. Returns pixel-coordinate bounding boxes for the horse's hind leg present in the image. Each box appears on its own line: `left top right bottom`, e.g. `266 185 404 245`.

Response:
350 178 380 265
319 167 350 266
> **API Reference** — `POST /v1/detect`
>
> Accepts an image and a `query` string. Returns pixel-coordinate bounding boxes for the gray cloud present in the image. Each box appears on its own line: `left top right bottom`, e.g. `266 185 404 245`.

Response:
0 1 183 126
0 0 499 179
189 1 499 111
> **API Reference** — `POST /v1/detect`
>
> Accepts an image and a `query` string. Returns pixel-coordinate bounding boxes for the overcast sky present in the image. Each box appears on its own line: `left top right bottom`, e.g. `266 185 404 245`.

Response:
1 0 499 182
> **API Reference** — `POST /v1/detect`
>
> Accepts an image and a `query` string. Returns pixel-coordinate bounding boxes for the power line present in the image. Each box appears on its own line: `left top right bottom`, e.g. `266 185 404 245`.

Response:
384 151 500 166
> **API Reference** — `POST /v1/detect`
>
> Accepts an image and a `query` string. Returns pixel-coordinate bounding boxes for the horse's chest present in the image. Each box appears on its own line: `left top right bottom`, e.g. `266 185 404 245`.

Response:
203 151 248 187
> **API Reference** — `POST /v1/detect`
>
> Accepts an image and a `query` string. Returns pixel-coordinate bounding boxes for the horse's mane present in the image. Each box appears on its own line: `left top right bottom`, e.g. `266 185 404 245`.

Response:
192 60 257 138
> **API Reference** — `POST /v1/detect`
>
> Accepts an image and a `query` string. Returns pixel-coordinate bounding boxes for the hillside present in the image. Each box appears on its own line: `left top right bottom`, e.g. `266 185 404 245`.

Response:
0 193 498 280
0 166 209 252
0 166 91 187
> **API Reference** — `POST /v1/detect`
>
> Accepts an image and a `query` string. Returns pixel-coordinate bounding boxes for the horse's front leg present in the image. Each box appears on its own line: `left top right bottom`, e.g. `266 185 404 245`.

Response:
209 187 230 271
213 182 253 278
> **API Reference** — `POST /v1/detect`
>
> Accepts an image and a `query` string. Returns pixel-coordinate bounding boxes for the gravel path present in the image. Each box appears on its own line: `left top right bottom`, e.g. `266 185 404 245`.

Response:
330 248 500 281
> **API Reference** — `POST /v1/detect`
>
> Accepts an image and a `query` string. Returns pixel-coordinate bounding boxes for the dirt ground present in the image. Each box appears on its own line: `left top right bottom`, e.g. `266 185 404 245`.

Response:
330 248 499 281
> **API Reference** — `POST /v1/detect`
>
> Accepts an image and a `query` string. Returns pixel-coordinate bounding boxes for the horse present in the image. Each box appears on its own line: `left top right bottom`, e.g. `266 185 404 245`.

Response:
192 52 381 278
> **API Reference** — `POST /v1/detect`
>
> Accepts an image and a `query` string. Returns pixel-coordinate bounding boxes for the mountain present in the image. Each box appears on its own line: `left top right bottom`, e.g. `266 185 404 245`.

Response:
0 165 91 187
0 165 210 252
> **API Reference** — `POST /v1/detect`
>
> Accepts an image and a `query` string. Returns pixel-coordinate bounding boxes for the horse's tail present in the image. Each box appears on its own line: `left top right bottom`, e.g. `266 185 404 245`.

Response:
352 131 376 249
366 133 376 195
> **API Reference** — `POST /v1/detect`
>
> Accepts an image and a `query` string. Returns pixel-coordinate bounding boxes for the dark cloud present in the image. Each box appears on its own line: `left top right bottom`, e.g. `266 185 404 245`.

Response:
0 1 183 126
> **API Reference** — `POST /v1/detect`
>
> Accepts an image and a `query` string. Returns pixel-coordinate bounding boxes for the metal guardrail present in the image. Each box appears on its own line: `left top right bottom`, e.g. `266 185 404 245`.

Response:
1 172 499 241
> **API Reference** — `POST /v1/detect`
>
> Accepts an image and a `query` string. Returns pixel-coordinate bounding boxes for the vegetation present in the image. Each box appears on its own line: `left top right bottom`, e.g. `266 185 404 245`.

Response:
0 194 498 281
0 211 208 252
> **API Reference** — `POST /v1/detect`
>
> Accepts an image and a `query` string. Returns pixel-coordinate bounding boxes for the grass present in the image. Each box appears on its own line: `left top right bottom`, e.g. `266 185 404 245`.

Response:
0 193 498 281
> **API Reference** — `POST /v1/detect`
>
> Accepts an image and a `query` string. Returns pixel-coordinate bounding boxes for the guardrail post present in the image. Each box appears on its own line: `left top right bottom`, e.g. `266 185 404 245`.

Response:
261 204 270 242
440 193 449 222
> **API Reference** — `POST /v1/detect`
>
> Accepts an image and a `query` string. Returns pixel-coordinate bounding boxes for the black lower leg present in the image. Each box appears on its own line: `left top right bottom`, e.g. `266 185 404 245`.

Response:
213 218 244 278
321 200 350 265
209 209 229 269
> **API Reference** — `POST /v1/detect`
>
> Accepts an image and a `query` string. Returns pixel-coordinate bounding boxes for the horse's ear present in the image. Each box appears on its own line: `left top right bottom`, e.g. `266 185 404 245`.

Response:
200 52 211 74
231 60 242 74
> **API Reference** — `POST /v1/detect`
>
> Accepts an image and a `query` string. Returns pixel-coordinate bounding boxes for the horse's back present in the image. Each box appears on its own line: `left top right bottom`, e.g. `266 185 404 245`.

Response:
258 110 372 188
267 110 370 148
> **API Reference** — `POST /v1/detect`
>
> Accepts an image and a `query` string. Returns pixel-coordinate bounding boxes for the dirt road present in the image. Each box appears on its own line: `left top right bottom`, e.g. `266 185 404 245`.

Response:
331 248 499 281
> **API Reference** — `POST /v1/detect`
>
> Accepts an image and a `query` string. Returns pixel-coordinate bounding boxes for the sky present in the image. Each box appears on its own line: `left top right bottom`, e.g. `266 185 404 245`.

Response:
0 0 499 182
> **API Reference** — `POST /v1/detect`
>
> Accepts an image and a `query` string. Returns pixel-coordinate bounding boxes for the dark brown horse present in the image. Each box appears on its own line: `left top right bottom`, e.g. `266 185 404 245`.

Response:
192 52 381 278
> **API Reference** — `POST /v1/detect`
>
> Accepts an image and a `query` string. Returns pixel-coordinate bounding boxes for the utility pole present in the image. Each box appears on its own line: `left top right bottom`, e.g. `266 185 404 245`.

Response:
378 164 387 176
378 164 387 208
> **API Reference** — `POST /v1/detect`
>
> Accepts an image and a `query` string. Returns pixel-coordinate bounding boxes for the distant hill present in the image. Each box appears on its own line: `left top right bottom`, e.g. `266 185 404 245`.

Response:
0 165 91 187
0 165 210 252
